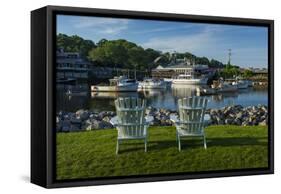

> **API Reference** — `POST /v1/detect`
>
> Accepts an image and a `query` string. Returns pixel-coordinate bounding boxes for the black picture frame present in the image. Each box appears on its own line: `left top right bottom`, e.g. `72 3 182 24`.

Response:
31 5 274 188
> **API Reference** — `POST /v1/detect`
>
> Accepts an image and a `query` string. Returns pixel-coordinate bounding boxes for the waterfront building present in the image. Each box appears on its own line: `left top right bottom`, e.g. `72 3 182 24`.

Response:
151 60 216 79
56 48 93 80
56 49 144 81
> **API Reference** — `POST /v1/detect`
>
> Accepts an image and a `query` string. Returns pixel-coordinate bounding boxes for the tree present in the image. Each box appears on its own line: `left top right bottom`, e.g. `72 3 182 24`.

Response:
57 33 96 57
242 69 254 78
209 59 224 68
88 41 128 67
219 64 240 78
196 57 209 65
57 34 228 71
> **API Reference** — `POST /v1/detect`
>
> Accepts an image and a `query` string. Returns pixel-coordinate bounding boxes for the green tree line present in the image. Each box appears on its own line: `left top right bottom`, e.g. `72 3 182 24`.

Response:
57 33 227 70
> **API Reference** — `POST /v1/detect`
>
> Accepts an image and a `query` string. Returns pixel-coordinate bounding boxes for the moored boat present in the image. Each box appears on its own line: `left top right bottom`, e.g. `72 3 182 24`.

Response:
171 71 208 85
196 86 216 95
232 80 248 89
138 78 166 90
212 80 238 93
91 76 138 92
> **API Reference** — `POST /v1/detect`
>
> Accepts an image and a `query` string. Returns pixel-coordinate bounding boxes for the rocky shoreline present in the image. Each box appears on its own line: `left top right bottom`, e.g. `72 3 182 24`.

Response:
56 105 268 132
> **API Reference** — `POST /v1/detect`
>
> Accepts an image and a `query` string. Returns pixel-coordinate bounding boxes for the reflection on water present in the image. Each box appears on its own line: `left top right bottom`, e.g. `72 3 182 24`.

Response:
56 83 268 112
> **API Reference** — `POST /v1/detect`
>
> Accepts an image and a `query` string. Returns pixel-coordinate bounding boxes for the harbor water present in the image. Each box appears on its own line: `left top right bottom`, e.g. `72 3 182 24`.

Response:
56 83 268 113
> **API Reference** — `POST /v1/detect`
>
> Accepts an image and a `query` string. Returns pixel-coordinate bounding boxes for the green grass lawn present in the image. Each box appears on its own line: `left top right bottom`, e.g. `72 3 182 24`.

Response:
56 125 268 180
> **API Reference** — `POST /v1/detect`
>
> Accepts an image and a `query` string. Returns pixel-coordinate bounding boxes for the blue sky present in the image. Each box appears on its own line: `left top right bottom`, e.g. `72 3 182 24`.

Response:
57 15 268 68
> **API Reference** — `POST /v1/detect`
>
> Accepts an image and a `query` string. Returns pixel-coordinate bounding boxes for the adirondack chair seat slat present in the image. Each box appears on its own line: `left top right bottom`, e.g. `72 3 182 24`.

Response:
175 121 206 125
176 127 204 136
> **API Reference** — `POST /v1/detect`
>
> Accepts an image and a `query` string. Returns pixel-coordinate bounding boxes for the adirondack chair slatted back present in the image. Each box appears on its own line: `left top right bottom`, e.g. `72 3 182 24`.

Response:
178 97 208 134
115 97 146 137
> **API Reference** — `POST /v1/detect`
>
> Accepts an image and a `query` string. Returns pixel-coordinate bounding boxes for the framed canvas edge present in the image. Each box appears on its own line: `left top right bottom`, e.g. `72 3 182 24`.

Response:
38 5 274 188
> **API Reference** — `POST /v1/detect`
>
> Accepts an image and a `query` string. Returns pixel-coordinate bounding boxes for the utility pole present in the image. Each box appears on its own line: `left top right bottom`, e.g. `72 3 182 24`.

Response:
134 64 137 80
228 49 232 65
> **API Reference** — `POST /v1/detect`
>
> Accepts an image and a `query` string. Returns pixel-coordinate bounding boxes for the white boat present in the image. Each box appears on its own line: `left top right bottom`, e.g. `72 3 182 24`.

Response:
138 78 166 90
196 86 216 95
172 71 208 85
212 81 238 93
91 76 138 92
91 91 138 99
232 80 248 89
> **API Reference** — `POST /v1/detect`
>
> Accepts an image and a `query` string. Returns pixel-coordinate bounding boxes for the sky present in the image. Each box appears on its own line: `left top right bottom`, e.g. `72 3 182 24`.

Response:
57 15 268 68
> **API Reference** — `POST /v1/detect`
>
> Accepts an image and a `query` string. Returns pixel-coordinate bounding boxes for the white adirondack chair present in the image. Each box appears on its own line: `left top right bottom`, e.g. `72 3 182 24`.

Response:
176 97 208 151
114 97 149 154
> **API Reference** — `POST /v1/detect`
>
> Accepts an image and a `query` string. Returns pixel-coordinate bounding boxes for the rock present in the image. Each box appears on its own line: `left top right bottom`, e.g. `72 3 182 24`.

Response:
70 117 82 124
98 111 113 119
92 120 112 129
233 118 242 125
236 112 243 119
56 116 60 123
102 116 111 122
107 111 116 117
89 113 100 120
69 125 80 132
216 117 224 125
62 119 71 127
75 109 89 121
242 121 251 126
61 126 70 132
225 118 233 125
57 104 268 130
259 120 267 126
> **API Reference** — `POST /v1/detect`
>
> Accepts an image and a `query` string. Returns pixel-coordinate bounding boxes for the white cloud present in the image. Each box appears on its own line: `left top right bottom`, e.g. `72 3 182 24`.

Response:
72 16 129 35
141 26 219 53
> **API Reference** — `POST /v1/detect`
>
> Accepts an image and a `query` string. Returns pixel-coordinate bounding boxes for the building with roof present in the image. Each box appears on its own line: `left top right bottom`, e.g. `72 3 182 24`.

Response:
151 59 215 79
56 48 93 80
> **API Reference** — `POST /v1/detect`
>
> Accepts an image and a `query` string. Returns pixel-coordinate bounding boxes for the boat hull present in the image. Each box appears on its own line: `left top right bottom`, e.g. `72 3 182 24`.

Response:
91 84 138 92
138 84 166 90
232 81 249 89
217 86 238 93
172 79 207 85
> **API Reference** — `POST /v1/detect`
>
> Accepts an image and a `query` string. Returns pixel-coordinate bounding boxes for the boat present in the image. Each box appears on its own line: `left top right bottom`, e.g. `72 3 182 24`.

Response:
91 91 138 99
196 86 216 95
138 78 166 90
232 80 248 89
171 71 208 85
212 80 238 93
91 76 138 92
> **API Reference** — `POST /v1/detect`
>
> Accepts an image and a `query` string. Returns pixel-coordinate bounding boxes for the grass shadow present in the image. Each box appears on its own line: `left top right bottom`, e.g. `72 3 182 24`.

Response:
112 136 267 153
134 136 267 152
206 137 268 147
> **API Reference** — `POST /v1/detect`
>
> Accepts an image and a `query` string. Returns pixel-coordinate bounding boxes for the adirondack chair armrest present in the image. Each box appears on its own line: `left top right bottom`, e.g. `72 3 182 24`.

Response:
110 116 153 127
